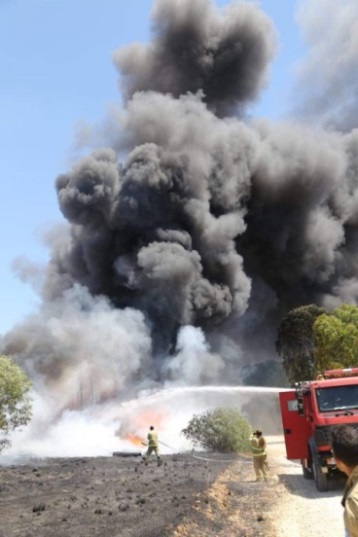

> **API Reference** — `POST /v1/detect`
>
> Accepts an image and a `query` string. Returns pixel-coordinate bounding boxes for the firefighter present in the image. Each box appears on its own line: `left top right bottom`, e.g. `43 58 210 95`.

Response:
331 425 358 537
144 426 162 466
250 429 269 481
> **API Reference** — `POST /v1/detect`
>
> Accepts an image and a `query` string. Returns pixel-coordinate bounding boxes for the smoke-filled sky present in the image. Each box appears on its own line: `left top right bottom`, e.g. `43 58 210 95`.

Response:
1 0 358 456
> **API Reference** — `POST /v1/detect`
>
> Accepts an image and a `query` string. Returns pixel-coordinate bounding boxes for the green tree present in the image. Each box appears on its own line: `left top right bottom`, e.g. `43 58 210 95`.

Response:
182 407 251 453
313 304 358 372
276 304 326 385
0 355 32 452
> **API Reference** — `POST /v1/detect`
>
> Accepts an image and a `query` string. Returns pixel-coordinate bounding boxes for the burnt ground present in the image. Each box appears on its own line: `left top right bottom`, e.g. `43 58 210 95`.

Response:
0 452 278 537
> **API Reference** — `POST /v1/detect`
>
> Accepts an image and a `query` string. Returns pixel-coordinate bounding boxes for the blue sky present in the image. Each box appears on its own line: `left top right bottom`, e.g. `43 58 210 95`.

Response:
0 0 304 335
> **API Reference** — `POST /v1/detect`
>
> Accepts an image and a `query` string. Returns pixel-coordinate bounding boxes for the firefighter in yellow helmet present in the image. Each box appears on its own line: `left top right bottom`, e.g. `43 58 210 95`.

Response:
144 426 162 466
250 429 269 481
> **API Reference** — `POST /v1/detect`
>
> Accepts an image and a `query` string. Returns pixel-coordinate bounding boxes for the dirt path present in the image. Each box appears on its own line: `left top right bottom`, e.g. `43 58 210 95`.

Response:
170 436 346 536
264 436 345 536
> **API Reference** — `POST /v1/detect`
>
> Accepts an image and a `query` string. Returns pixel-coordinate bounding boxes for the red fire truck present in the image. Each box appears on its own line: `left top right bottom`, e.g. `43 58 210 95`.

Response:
279 368 358 491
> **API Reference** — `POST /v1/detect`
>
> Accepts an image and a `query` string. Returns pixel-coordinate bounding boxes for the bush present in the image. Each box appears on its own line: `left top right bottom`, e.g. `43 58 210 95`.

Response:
0 355 32 452
182 407 251 453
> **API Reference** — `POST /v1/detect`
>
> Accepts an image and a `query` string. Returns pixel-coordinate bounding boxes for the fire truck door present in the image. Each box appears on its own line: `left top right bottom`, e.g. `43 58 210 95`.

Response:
279 391 310 460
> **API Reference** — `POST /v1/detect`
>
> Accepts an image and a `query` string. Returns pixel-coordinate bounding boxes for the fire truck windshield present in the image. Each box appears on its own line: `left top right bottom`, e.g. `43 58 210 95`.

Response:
315 385 358 412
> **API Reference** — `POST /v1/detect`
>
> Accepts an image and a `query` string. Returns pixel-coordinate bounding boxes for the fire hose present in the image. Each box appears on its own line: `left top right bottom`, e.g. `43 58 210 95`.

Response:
159 440 247 463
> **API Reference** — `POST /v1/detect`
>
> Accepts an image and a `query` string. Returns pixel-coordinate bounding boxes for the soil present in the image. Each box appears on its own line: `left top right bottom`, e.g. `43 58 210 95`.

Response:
0 437 347 537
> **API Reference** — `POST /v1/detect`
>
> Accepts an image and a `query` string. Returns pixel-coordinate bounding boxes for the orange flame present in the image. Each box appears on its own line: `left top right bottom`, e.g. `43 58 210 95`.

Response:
116 406 169 441
130 408 167 429
125 433 146 446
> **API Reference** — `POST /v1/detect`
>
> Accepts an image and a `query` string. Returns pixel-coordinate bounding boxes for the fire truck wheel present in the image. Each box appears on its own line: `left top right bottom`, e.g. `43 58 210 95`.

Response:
312 458 328 492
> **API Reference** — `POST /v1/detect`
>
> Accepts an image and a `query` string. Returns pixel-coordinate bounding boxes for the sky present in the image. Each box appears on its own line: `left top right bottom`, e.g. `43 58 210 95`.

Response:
0 0 305 336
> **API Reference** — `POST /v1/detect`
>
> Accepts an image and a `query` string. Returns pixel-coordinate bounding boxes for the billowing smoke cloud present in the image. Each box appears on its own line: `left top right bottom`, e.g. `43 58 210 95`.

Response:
2 0 358 456
114 0 276 116
51 95 256 358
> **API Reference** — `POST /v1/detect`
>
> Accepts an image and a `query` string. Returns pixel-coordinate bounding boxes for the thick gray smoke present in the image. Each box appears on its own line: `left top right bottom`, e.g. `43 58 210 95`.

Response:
53 96 256 358
2 0 358 420
114 0 275 117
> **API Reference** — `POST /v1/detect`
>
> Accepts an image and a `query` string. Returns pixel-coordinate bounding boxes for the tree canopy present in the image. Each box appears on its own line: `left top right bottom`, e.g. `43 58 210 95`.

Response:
277 303 358 385
276 304 326 385
0 355 32 452
182 407 251 453
313 304 358 372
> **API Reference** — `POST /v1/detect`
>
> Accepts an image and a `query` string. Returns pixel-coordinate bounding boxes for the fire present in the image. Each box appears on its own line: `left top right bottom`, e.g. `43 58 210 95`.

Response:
116 405 169 443
130 408 167 429
124 433 146 446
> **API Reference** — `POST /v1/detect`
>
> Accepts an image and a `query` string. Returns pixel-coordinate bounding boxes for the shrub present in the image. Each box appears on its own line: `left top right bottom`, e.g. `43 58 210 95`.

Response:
182 407 251 453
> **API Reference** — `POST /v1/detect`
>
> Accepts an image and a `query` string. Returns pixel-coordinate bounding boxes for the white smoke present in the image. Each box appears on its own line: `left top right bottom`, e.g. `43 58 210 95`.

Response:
162 325 225 384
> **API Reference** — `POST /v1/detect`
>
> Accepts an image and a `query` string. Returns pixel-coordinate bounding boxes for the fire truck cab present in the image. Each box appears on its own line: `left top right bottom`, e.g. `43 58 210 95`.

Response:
279 368 358 491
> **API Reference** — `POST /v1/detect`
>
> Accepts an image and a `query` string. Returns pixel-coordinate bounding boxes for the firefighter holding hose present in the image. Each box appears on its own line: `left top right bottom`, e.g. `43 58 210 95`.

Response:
250 429 269 481
143 426 163 466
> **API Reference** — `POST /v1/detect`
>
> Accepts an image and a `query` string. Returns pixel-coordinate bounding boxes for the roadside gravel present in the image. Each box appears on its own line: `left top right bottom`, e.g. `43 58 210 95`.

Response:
268 436 346 536
170 436 347 536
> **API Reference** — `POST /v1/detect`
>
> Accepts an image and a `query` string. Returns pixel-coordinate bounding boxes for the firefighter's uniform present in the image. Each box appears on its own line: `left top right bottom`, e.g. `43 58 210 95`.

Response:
144 428 162 465
342 466 358 537
250 432 268 481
